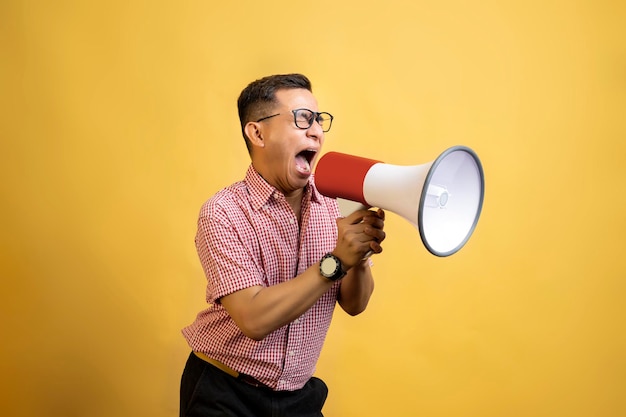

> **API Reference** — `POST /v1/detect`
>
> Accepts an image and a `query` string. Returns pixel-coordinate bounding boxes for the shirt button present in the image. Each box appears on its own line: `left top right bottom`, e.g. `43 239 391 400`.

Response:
289 351 295 357
289 218 295 224
293 318 300 324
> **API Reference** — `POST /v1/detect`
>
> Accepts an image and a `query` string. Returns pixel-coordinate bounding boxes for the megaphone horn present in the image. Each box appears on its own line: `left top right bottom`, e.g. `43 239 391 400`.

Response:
314 146 485 257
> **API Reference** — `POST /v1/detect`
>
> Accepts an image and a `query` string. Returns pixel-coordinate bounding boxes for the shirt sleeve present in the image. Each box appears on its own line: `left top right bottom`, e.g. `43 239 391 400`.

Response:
195 200 264 303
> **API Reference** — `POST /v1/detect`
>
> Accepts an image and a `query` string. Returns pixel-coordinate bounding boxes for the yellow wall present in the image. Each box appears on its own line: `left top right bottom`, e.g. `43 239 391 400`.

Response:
1 1 625 416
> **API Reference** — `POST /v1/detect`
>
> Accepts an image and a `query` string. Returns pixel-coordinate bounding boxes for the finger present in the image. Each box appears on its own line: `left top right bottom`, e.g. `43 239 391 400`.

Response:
364 227 386 243
362 216 384 229
368 240 383 254
344 209 374 225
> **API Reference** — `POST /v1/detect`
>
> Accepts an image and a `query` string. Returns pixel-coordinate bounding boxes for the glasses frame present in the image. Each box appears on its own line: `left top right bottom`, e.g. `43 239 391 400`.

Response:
255 108 334 132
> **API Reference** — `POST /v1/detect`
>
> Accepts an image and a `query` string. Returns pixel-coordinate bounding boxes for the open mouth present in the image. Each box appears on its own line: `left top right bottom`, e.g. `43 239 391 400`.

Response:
295 149 317 175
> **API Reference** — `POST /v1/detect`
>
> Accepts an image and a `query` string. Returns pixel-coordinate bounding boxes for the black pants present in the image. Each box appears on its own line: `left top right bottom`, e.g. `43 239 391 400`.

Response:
180 352 328 417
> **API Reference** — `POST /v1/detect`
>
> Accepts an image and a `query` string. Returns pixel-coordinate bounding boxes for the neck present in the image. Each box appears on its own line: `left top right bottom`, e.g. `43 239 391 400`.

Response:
250 161 305 220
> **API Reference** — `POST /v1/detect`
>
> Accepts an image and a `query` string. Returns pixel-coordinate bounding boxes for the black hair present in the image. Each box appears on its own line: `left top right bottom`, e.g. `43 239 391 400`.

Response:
237 73 312 153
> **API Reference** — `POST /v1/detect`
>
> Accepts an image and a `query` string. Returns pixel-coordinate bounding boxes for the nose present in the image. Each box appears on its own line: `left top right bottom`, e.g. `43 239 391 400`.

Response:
306 119 324 140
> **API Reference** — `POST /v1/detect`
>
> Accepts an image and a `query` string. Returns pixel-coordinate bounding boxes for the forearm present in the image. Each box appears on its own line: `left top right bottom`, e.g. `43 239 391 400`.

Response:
220 263 334 341
337 259 375 316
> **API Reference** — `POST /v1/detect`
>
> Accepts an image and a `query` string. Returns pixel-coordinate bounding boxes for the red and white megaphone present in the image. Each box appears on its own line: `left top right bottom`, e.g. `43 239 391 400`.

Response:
314 146 485 257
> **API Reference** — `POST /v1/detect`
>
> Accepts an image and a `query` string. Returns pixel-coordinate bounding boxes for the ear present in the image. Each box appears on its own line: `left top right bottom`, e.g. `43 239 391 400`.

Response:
244 122 265 148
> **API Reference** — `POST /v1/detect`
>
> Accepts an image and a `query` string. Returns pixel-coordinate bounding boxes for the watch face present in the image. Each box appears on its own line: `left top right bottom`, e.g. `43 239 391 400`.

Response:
321 257 338 276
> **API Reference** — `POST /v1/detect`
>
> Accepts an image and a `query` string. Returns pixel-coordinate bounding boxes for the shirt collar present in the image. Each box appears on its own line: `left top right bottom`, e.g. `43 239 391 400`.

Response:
244 165 323 210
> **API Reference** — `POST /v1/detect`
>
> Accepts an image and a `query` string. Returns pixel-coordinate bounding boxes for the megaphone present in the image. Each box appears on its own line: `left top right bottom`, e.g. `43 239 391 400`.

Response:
314 146 485 257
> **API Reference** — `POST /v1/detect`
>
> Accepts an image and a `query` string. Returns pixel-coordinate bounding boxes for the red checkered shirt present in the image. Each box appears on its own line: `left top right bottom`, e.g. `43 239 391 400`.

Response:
182 165 342 391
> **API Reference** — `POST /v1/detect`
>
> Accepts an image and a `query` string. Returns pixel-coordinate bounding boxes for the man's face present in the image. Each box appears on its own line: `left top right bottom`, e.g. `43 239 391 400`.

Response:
255 88 326 196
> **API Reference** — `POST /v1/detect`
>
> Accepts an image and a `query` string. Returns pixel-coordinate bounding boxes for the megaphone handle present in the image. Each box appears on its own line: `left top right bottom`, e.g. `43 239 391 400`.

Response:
336 198 368 217
336 198 375 260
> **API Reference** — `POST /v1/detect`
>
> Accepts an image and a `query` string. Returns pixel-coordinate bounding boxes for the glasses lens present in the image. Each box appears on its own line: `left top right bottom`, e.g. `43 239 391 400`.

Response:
317 113 333 132
294 109 313 129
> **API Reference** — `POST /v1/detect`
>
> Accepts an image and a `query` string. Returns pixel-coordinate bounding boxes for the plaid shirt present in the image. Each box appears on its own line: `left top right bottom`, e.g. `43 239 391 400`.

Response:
182 165 341 391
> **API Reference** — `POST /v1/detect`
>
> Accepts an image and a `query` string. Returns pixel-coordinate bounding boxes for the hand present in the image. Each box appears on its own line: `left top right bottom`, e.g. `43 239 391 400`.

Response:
333 208 386 269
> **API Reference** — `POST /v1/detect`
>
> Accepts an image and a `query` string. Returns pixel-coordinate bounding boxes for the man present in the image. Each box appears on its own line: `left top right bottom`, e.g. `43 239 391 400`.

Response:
180 73 386 416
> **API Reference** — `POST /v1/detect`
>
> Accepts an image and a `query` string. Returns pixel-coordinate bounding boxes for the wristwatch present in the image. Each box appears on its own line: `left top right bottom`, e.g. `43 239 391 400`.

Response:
319 253 346 281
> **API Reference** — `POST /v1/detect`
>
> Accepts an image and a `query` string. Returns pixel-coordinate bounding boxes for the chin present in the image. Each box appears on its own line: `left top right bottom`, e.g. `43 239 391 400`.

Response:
290 173 310 189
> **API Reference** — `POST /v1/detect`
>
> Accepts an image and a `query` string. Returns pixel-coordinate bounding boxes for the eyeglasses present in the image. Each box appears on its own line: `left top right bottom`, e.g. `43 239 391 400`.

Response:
256 108 334 132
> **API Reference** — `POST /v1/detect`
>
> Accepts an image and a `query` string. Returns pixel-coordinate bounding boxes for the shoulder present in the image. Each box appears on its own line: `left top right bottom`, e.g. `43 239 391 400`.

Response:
195 181 260 246
199 181 249 220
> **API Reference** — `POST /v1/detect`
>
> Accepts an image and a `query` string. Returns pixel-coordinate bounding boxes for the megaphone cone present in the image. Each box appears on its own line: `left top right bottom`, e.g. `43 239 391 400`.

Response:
314 146 485 257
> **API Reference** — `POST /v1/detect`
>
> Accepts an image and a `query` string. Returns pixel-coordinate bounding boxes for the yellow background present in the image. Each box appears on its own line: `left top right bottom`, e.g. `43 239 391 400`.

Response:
1 1 625 416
